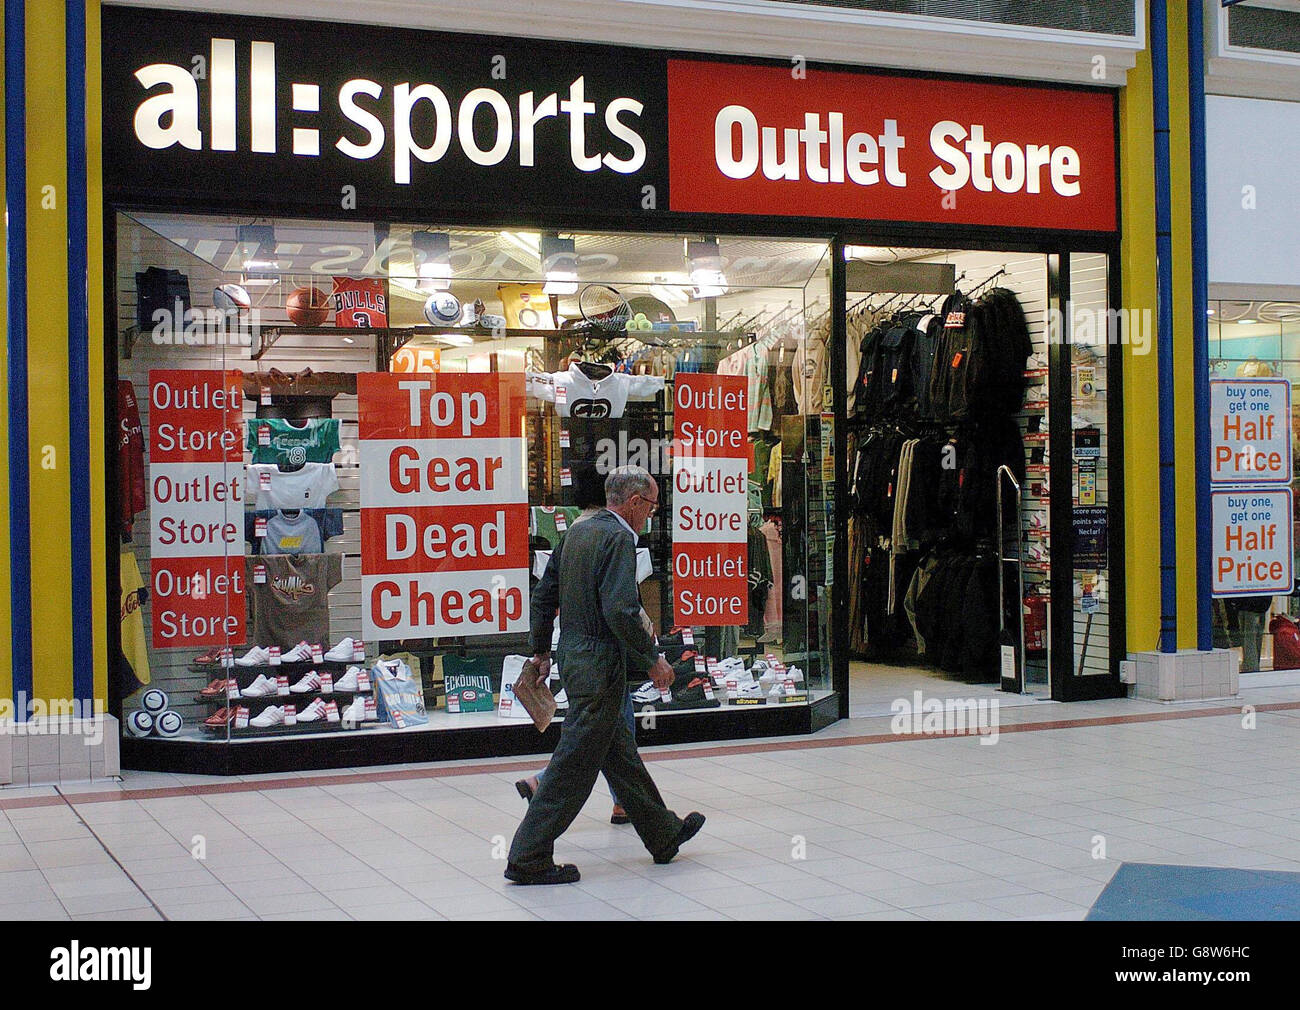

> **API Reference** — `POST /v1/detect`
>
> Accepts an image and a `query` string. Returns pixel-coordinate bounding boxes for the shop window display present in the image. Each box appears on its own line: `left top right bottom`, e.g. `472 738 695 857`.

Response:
115 214 834 744
1208 299 1300 672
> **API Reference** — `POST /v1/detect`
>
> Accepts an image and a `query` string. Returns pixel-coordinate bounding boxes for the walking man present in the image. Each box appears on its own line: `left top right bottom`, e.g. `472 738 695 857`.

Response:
506 466 705 885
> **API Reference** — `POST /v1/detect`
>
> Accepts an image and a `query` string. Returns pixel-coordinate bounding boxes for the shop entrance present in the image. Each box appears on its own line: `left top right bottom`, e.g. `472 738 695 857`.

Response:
840 245 1117 704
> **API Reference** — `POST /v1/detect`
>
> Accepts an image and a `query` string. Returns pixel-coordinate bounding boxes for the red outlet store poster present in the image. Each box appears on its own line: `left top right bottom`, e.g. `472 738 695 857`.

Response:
358 372 530 639
673 374 750 626
148 369 247 648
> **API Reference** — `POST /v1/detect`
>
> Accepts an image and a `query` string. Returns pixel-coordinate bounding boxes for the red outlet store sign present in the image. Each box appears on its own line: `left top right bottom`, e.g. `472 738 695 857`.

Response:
667 60 1117 232
148 369 247 648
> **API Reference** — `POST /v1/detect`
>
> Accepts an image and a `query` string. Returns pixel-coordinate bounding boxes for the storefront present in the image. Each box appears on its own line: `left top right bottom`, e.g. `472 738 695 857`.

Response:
1206 93 1300 677
100 5 1126 774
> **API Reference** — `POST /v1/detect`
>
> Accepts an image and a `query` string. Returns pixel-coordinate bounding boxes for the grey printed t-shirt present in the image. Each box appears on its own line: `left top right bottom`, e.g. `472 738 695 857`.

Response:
246 553 343 649
262 510 324 556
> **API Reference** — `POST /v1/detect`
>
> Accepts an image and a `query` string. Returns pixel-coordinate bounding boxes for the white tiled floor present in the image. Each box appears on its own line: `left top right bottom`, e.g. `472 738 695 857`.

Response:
3 679 1300 920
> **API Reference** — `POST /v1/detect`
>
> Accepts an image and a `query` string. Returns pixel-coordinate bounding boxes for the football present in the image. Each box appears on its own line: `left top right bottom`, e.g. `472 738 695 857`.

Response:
423 291 462 325
126 710 154 737
213 283 251 313
286 286 331 327
140 688 169 714
154 711 184 738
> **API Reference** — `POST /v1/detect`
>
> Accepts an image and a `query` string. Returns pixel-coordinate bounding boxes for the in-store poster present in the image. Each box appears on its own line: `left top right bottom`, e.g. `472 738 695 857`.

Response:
148 369 247 648
672 374 749 626
358 372 529 639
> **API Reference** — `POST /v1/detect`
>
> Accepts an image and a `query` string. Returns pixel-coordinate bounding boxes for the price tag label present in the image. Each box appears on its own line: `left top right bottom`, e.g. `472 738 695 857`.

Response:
253 563 267 585
276 675 290 696
260 385 272 405
234 706 250 729
268 645 280 665
283 704 298 726
225 678 239 699
559 429 570 448
682 628 695 646
319 672 334 694
310 643 324 664
352 640 365 662
365 698 377 721
702 682 715 701
357 669 372 692
221 647 234 669
659 688 672 704
258 424 271 446
255 516 268 538
694 656 706 674
556 385 568 408
560 468 572 487
324 700 340 723
554 512 568 533
259 471 271 492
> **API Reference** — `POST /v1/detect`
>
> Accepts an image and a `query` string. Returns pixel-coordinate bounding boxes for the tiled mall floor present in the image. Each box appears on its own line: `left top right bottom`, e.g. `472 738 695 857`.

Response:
3 678 1300 921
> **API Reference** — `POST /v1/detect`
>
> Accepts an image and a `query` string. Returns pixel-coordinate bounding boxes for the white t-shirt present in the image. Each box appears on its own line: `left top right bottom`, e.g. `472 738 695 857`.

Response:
527 363 664 418
247 462 339 510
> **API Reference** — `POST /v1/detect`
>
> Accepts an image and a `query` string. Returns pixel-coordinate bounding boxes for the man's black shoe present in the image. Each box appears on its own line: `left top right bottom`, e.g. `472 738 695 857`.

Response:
652 812 706 865
504 862 580 885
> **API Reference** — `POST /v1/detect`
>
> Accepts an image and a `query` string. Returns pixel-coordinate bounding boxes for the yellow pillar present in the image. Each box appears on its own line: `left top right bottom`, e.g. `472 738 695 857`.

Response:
24 0 73 704
1120 44 1161 653
1122 6 1202 655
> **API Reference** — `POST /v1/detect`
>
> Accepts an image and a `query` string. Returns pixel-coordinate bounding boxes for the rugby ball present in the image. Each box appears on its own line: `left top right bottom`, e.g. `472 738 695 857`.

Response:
126 710 154 737
213 283 251 312
423 292 462 325
286 286 331 327
140 688 169 715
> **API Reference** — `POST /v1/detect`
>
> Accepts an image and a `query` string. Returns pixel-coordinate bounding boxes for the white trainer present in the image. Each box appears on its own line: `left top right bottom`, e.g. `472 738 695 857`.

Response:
281 641 315 663
289 671 322 694
334 666 362 692
240 675 279 698
234 646 270 667
731 680 764 698
324 637 359 662
249 705 285 728
339 697 366 725
297 698 328 722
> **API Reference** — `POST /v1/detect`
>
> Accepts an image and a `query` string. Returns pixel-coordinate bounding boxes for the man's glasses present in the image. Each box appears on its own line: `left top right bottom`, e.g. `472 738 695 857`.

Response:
634 494 659 513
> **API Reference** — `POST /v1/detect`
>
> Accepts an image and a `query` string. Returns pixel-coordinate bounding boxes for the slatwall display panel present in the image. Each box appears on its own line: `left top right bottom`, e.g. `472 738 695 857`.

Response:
1070 252 1111 676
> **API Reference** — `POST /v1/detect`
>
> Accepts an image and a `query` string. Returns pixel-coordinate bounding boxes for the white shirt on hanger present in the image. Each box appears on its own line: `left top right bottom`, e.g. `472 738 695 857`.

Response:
526 362 664 418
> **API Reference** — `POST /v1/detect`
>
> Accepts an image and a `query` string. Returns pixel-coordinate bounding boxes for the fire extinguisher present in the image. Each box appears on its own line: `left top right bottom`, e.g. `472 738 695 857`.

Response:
1023 588 1049 656
1270 614 1300 671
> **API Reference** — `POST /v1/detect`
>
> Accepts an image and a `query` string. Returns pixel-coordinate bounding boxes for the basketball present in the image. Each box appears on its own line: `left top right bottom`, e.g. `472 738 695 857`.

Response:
286 286 331 327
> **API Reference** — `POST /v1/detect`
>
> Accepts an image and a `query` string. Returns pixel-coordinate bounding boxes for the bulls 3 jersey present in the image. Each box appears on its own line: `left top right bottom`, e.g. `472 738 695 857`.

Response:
331 277 387 327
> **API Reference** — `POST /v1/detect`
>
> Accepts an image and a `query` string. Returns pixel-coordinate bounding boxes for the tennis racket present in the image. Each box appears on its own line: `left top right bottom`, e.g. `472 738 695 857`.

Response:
578 283 632 332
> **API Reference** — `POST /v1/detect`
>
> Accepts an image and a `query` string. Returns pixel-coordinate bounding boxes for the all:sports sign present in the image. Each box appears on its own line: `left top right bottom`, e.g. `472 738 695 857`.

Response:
103 7 1116 234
